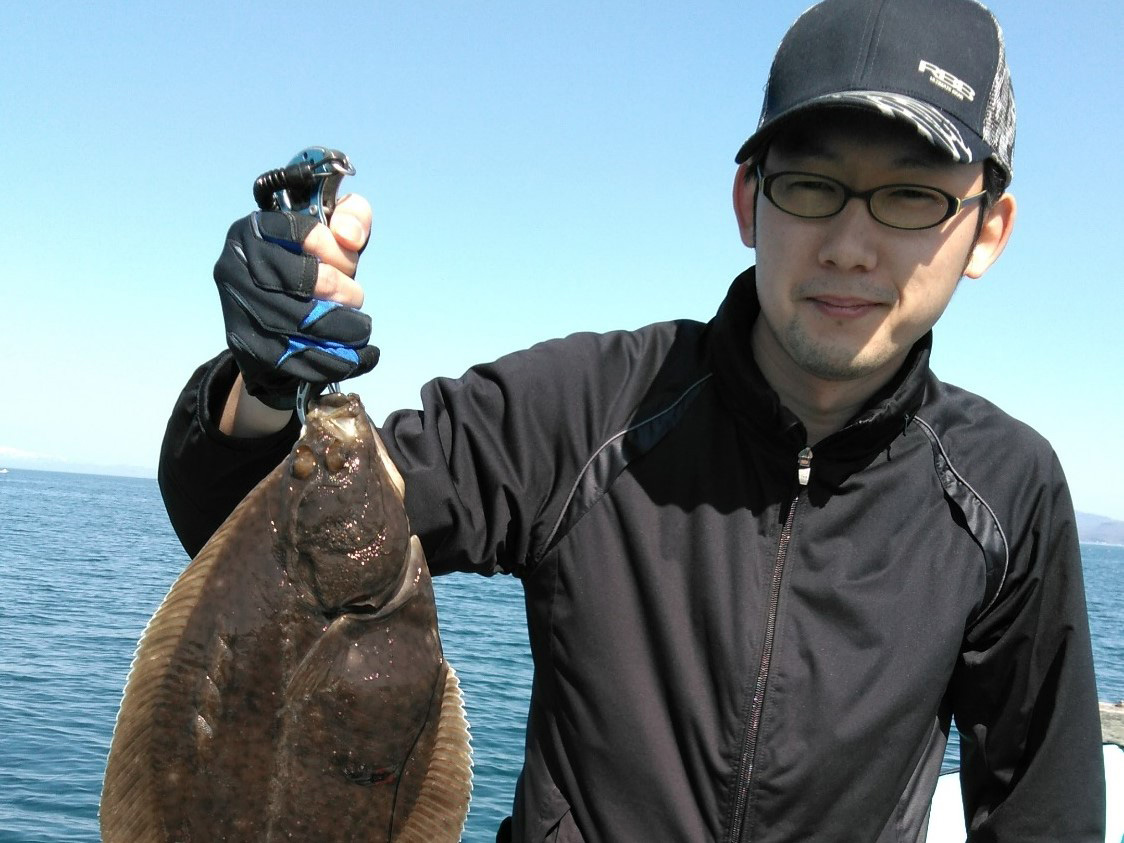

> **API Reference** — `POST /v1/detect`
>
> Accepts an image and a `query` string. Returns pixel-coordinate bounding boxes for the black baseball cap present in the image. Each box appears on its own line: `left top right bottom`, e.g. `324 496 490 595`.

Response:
735 0 1016 187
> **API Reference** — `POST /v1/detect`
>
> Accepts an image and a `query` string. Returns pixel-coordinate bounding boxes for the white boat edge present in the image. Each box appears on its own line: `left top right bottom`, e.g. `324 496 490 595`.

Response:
926 743 1123 842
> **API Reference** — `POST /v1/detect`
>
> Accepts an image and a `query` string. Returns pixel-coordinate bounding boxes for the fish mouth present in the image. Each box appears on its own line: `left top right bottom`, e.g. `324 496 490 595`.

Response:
306 393 367 445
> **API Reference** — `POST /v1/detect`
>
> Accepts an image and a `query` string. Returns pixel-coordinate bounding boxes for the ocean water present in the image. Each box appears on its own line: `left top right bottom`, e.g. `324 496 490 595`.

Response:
0 468 1120 842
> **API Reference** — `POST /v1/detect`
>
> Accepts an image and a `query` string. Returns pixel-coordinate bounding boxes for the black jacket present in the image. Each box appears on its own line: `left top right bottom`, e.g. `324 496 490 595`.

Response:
160 268 1105 842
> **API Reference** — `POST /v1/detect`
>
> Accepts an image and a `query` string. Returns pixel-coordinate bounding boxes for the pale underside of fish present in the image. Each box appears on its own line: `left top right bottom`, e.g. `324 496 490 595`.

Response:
100 392 472 842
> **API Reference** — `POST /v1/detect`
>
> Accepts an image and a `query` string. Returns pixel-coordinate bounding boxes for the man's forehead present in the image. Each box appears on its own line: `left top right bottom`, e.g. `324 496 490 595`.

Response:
768 109 960 169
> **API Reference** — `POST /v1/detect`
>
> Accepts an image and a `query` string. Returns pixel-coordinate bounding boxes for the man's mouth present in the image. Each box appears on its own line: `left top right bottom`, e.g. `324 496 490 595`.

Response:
806 295 884 319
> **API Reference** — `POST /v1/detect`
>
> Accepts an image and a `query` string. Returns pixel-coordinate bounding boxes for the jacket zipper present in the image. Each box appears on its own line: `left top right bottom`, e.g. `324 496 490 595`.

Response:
726 446 813 843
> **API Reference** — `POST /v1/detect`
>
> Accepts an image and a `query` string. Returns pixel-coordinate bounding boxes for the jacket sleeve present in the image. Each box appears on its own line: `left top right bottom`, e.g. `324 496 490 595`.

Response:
158 350 301 557
378 327 680 578
951 451 1105 841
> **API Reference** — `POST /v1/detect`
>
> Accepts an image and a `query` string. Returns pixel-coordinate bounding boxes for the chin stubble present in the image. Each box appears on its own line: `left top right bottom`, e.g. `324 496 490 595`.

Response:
779 318 892 382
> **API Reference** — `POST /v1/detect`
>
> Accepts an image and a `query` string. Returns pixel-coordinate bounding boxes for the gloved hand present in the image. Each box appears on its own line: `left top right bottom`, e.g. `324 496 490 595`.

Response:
214 209 380 410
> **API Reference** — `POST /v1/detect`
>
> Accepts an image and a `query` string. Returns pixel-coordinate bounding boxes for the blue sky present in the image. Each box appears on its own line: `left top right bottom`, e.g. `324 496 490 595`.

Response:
3 1 1122 518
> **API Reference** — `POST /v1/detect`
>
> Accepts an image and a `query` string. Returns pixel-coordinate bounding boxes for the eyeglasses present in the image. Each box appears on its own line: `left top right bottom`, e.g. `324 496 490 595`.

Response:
756 167 987 231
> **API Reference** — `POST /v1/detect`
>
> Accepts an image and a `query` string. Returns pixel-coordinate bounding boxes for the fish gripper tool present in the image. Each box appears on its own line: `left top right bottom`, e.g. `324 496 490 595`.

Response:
254 147 357 425
253 146 355 226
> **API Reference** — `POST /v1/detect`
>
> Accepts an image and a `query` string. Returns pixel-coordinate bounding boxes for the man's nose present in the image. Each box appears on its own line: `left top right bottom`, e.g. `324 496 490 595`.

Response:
816 198 879 272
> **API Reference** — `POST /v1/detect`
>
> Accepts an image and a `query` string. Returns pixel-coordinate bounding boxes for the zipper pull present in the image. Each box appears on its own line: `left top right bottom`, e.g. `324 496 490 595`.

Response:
797 446 813 486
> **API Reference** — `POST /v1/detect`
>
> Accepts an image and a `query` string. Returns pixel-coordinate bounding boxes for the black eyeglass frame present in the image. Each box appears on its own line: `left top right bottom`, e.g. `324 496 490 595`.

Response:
755 166 988 231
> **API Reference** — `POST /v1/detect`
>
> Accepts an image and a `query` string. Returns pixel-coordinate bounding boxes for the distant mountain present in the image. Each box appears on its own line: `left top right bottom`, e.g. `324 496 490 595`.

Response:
1077 512 1124 546
0 455 153 479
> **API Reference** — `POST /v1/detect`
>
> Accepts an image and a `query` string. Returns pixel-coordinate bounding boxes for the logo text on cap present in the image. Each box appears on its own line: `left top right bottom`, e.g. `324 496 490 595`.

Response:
918 60 975 103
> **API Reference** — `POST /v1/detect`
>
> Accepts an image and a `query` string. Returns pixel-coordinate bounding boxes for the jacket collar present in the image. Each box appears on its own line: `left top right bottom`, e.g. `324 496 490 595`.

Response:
708 267 931 457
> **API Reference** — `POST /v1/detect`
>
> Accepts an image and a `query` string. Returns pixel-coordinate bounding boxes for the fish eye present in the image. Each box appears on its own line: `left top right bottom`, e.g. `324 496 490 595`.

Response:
325 439 350 473
291 445 317 479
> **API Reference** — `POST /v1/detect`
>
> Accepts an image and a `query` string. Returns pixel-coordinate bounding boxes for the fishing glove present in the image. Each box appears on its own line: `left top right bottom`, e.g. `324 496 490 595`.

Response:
214 210 380 410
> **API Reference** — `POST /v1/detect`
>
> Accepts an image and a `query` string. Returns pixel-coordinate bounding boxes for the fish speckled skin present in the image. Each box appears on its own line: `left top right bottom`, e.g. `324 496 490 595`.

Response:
101 392 471 842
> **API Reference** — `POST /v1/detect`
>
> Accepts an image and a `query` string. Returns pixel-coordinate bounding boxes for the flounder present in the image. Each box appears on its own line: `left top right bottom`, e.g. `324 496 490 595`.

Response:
101 392 471 842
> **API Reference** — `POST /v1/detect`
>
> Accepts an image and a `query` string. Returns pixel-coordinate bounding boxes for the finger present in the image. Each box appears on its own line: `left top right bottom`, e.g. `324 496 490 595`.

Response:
301 193 371 275
303 221 359 278
331 193 372 253
314 262 365 308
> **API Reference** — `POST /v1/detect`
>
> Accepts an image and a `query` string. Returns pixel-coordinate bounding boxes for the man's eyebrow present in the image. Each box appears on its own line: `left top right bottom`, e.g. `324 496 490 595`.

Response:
773 136 837 160
889 150 949 169
776 140 951 171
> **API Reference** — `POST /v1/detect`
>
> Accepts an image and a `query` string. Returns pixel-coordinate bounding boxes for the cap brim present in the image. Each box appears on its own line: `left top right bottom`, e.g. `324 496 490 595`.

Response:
735 92 994 170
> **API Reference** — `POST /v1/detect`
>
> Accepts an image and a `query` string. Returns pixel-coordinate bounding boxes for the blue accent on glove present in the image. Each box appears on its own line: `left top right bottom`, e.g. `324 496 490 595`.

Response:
276 337 361 367
300 299 343 329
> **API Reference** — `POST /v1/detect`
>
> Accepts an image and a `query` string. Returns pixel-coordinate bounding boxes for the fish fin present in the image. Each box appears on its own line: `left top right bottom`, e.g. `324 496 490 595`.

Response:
394 664 474 843
370 421 406 501
100 462 284 841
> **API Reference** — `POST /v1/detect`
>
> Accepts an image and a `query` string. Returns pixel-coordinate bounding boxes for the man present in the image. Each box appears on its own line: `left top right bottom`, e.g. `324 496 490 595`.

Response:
159 0 1106 839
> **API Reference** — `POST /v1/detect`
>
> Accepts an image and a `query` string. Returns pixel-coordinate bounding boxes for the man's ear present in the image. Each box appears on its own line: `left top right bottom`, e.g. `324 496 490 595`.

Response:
733 163 758 249
965 192 1016 279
